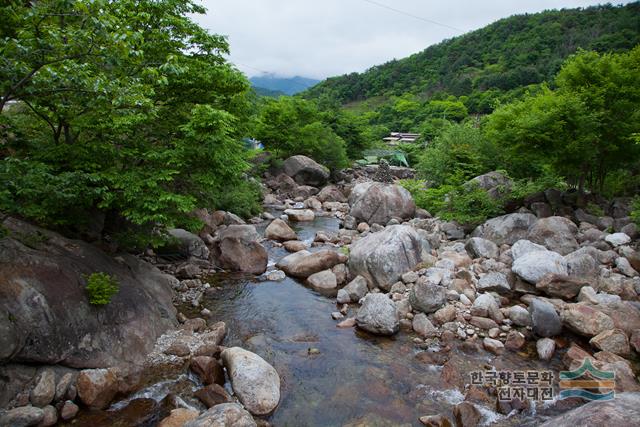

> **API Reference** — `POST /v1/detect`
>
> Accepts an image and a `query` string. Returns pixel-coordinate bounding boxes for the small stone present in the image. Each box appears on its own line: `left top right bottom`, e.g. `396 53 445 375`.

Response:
266 270 286 281
194 384 232 408
402 271 419 284
528 298 562 338
60 401 79 421
38 405 57 427
488 328 500 339
508 305 531 327
158 408 200 427
504 331 526 351
419 414 453 426
536 338 556 361
337 318 356 328
0 406 44 426
30 370 56 407
413 313 438 338
331 312 344 320
433 305 456 325
165 342 191 357
483 338 505 355
190 356 225 386
605 232 631 247
76 368 118 409
453 401 482 427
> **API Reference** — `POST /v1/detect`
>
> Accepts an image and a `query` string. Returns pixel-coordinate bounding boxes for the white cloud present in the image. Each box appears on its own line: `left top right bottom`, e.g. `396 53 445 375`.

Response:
192 0 633 79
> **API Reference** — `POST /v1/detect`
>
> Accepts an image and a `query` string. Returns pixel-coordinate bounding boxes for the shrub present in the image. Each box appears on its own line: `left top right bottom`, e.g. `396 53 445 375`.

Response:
632 197 640 226
85 272 119 306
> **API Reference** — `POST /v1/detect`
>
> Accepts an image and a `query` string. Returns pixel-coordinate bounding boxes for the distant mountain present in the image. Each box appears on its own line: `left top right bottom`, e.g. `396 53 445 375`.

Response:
303 2 640 113
250 75 320 96
252 86 287 98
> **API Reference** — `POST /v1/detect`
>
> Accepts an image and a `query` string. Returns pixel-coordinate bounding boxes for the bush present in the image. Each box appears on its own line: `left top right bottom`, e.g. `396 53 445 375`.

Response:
400 179 503 226
632 197 640 226
85 272 119 306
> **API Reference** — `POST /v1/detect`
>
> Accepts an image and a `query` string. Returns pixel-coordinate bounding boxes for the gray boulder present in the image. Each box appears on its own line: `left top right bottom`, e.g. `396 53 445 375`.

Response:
471 213 538 246
220 347 280 416
211 225 268 274
355 294 399 335
349 225 426 291
512 250 568 284
283 155 329 186
477 272 511 294
464 171 512 200
277 250 347 279
264 219 297 241
184 403 257 427
606 232 632 248
340 276 369 302
528 299 562 337
0 406 44 427
348 182 416 225
306 270 338 292
166 228 210 260
527 216 579 255
317 185 347 203
410 277 447 314
539 392 640 427
511 239 547 260
465 237 499 259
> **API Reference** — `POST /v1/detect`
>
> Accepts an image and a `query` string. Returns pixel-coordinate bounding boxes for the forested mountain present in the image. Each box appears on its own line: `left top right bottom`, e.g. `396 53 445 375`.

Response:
304 3 640 113
253 86 287 98
250 75 320 96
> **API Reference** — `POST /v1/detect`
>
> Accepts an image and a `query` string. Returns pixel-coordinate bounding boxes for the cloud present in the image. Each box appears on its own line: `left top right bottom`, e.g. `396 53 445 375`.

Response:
192 0 633 79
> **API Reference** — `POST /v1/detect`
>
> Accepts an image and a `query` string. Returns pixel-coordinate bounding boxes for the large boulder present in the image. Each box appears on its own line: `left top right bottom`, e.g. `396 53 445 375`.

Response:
317 185 347 203
349 225 426 291
165 228 210 260
184 403 256 427
464 171 512 200
561 304 615 337
527 216 579 255
282 155 330 186
465 237 499 259
512 250 568 284
211 225 268 274
276 250 347 279
410 278 447 314
528 299 562 337
220 347 280 416
0 218 176 369
539 392 640 427
348 182 416 225
471 213 538 246
0 406 45 427
355 294 400 335
264 219 297 241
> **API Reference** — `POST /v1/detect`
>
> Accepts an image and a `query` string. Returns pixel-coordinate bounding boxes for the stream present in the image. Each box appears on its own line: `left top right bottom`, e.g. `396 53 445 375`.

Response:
69 214 570 426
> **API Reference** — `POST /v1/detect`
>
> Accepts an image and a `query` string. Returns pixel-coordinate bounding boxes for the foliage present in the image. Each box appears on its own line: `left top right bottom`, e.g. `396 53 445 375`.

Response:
400 180 503 226
509 168 569 201
632 197 640 227
304 3 640 114
254 97 350 170
85 272 119 306
485 46 640 193
1 1 261 245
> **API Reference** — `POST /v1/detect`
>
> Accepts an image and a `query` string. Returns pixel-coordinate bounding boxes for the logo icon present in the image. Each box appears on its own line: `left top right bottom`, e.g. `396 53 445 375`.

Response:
559 358 615 401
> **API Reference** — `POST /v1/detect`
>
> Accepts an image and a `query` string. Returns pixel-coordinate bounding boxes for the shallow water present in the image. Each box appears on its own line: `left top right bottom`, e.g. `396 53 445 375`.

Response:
84 215 572 426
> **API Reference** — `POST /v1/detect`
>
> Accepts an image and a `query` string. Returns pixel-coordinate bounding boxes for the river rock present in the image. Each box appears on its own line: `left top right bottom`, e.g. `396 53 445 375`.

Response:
283 240 307 252
211 225 267 274
605 232 631 247
284 209 315 222
465 237 499 259
282 155 330 186
190 356 224 386
419 414 453 427
565 248 598 277
527 216 578 255
166 228 210 260
307 269 338 291
536 274 591 299
159 408 200 427
0 406 44 427
76 368 118 409
59 401 79 421
536 338 556 361
477 272 511 294
539 392 640 427
348 182 416 225
453 401 482 427
505 331 526 351
220 347 280 415
471 293 501 320
356 294 400 335
264 219 297 241
341 276 369 302
349 225 426 291
465 171 512 200
194 384 232 408
484 337 505 355
317 185 347 203
38 405 57 427
590 329 631 356
561 304 615 337
30 370 55 407
509 305 531 326
471 213 538 246
0 217 176 369
511 239 548 260
529 299 562 337
277 250 347 279
410 278 446 314
615 257 638 277
185 403 256 427
413 313 437 338
512 250 567 284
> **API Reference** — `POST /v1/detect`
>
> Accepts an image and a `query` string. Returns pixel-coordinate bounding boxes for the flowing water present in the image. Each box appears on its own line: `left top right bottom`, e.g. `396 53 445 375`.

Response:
69 214 571 426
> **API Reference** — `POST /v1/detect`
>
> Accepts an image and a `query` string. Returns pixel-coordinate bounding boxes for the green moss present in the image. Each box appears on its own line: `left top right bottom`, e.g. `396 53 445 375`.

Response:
85 272 120 306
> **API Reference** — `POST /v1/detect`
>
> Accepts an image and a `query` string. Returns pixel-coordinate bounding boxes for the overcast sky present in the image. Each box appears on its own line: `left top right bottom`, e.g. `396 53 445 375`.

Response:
193 0 633 79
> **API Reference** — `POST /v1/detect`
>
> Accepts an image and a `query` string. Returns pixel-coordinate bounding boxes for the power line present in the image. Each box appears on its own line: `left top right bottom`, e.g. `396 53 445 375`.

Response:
359 0 465 33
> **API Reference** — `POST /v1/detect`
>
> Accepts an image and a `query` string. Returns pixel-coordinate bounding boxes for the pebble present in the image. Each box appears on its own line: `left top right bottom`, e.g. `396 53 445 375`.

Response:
331 312 344 320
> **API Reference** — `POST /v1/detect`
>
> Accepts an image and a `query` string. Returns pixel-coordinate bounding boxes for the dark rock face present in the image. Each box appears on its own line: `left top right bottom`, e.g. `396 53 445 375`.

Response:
0 217 176 369
539 392 640 427
282 155 330 187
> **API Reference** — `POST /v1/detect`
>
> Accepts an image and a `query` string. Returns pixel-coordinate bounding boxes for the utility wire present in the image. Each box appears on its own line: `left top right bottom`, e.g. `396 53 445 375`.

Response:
359 0 465 32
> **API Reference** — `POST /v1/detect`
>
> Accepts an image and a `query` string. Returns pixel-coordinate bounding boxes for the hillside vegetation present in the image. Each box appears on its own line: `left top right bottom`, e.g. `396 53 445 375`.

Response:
304 3 640 115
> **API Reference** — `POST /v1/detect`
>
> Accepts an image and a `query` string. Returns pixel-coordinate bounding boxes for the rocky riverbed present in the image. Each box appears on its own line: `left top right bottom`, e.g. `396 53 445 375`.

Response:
2 155 640 426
